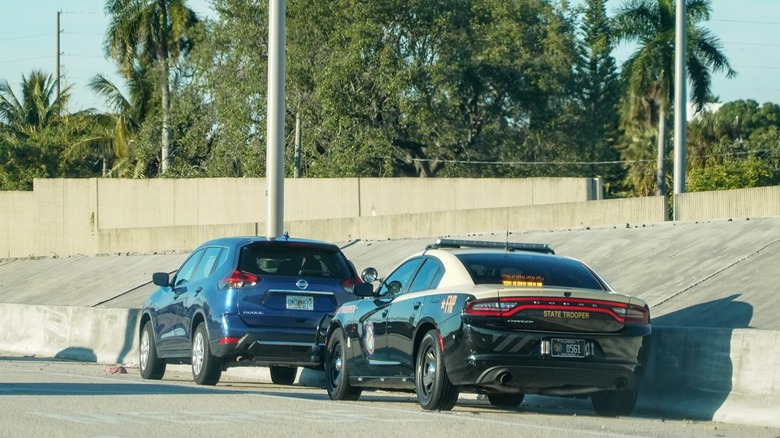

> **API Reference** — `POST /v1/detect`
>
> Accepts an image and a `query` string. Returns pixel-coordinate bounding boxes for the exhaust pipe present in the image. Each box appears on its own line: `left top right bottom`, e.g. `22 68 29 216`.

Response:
497 372 512 385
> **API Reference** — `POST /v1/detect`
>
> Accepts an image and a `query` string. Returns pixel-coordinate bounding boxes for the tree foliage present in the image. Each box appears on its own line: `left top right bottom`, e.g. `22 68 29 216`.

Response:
3 0 766 197
104 0 199 173
613 0 735 196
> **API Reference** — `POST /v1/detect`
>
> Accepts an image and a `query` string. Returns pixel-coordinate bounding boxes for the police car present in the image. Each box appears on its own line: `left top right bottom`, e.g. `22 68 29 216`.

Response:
323 239 651 416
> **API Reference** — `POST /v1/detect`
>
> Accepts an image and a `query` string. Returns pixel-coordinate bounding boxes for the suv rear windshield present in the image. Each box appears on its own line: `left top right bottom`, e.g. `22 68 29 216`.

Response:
456 253 606 290
238 242 353 279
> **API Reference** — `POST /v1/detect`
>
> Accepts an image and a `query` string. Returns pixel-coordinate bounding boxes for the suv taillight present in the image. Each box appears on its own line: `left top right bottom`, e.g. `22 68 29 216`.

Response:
219 270 260 289
341 277 362 293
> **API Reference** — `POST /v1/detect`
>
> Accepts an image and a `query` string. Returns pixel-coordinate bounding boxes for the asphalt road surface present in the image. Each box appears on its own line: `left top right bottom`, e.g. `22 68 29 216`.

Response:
1 356 778 438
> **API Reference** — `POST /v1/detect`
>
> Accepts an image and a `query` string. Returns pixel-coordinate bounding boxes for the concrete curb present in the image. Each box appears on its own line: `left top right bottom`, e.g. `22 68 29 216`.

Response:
0 303 777 428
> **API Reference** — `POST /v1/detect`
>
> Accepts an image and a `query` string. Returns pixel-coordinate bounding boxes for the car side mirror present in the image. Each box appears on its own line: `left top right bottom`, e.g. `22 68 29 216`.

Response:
387 280 403 294
152 272 170 287
361 267 378 283
353 282 375 297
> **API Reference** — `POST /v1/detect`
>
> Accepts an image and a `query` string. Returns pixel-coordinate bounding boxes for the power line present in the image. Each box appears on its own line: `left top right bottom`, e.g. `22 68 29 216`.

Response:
731 64 780 71
0 56 51 65
722 40 780 48
0 33 53 43
712 19 780 25
401 149 779 167
62 32 103 37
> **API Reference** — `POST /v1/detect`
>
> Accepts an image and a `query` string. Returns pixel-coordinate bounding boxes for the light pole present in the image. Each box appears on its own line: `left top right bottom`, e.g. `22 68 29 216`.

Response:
266 0 286 238
673 0 687 220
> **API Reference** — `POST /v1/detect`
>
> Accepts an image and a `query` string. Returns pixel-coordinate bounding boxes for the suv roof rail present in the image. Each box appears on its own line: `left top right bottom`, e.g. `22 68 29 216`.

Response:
427 238 554 255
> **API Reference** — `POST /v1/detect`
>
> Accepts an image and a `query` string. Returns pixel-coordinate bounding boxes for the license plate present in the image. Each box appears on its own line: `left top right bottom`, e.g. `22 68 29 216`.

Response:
551 338 586 358
286 295 313 311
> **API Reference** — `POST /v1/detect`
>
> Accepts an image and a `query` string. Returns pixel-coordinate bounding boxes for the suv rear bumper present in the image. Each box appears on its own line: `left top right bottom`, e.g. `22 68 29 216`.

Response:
211 330 325 367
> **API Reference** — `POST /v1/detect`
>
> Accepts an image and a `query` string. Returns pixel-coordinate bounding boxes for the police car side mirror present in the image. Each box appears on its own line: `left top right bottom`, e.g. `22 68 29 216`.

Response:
152 272 170 287
353 282 375 297
361 267 378 283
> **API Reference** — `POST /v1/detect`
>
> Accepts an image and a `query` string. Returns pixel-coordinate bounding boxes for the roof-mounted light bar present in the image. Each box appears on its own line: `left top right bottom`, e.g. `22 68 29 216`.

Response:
427 238 554 255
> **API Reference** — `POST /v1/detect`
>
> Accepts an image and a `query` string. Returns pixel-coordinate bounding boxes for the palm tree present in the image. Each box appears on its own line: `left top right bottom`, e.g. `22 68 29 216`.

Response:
104 0 198 174
68 66 154 177
613 0 735 196
0 70 70 140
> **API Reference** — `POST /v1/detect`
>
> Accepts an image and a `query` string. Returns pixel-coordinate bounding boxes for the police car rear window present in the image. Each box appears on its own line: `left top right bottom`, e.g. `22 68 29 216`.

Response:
456 253 606 290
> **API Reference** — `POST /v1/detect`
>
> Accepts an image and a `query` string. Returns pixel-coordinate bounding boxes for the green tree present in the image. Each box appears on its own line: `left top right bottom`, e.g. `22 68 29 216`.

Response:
613 0 735 196
573 0 623 192
174 1 266 177
688 157 778 192
302 0 579 177
0 70 70 140
687 99 780 189
104 0 199 174
0 70 75 190
68 65 155 177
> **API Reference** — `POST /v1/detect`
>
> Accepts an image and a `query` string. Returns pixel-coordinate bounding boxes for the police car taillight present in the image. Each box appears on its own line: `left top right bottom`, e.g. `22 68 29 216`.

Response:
219 270 259 289
617 304 650 324
464 299 519 316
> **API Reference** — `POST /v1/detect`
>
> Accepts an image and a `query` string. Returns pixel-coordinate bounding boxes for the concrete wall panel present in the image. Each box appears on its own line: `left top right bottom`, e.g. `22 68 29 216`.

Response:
285 178 360 220
0 191 36 259
677 186 780 221
98 179 176 229
96 223 260 255
33 179 96 257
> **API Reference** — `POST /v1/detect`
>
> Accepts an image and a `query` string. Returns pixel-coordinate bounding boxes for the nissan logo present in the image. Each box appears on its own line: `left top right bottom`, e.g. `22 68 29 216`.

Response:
296 279 309 290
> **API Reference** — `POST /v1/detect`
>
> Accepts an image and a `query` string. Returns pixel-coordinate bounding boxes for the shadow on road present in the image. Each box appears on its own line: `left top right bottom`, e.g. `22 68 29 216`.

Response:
0 382 248 396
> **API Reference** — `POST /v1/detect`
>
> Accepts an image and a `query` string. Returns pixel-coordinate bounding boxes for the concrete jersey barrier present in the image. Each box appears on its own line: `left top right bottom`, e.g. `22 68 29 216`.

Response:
0 302 777 428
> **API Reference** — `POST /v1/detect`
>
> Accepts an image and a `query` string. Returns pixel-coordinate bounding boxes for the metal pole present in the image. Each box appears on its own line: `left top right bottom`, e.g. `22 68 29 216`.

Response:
266 0 286 238
293 112 301 178
56 11 61 97
673 0 687 219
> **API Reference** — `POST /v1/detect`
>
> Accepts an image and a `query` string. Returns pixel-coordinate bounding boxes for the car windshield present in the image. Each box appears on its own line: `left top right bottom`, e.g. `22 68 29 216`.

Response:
456 252 606 290
238 243 352 279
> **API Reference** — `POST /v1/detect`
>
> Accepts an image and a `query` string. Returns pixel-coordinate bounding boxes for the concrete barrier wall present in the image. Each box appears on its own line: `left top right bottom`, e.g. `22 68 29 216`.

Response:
89 196 667 254
2 177 779 259
0 177 599 258
286 196 668 242
0 303 139 365
676 185 780 221
641 326 780 427
0 303 776 427
357 177 598 216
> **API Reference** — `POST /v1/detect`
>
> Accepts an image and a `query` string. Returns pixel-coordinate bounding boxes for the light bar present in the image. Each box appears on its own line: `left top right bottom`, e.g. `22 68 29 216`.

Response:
427 238 554 255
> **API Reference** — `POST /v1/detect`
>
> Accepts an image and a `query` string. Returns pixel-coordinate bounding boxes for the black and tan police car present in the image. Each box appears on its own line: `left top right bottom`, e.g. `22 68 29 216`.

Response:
323 239 651 416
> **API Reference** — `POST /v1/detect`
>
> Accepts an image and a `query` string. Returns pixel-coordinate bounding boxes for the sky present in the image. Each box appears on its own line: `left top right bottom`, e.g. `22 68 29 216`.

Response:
1 0 779 113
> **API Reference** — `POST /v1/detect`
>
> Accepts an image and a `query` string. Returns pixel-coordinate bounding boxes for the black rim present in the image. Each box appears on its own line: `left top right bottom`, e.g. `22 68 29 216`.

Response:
418 340 435 401
328 341 341 390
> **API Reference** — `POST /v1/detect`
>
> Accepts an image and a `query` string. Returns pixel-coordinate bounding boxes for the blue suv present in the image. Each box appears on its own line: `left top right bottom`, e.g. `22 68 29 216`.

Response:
139 235 361 385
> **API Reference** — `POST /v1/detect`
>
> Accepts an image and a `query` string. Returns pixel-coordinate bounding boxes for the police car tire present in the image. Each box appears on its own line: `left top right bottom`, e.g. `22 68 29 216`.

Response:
591 388 638 417
487 393 525 407
270 366 298 385
415 329 459 411
326 328 362 401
